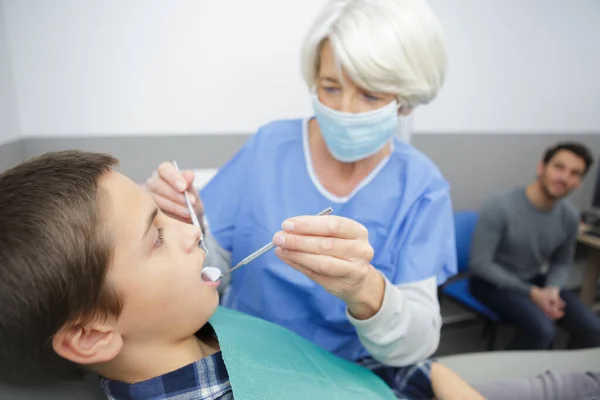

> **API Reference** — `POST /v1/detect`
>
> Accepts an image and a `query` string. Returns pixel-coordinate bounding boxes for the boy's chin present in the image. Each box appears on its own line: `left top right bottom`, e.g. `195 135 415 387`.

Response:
194 292 220 326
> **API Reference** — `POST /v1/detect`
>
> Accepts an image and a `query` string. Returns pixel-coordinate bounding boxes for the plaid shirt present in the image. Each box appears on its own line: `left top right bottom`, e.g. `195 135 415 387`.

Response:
98 343 432 400
357 357 434 400
100 351 233 400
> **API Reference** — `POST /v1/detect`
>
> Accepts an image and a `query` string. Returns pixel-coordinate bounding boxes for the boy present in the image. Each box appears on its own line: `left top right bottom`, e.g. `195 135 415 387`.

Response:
0 151 482 400
0 151 229 399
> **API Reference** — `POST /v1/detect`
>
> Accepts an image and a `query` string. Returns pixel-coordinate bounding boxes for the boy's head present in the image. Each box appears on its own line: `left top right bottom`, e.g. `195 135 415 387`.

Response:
0 150 218 385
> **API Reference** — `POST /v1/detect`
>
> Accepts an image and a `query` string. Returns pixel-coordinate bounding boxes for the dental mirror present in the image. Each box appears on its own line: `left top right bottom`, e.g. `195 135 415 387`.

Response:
199 207 334 282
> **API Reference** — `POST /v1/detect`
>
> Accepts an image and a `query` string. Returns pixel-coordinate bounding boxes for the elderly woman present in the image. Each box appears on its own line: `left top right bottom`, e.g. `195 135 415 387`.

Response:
147 0 458 397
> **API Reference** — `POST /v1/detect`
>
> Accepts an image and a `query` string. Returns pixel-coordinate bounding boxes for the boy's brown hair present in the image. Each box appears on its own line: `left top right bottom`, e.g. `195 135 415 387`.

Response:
0 150 123 384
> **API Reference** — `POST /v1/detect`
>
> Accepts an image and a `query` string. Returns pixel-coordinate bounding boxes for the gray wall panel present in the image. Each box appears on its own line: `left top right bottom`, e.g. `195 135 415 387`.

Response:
0 138 24 171
412 134 600 210
1 133 598 211
22 134 249 183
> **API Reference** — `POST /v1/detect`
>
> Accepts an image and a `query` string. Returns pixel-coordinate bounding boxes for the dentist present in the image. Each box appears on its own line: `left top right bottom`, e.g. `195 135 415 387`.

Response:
146 0 456 393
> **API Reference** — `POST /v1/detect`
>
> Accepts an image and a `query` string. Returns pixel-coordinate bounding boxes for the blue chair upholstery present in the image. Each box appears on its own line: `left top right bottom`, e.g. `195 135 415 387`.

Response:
443 210 501 350
443 279 498 321
453 211 480 274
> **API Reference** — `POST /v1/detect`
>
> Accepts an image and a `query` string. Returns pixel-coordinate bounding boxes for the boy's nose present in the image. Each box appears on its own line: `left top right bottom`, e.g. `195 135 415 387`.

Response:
184 224 202 252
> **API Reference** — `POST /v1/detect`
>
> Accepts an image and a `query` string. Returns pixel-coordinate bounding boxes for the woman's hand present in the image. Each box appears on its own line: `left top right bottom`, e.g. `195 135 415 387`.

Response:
273 215 385 319
144 162 204 224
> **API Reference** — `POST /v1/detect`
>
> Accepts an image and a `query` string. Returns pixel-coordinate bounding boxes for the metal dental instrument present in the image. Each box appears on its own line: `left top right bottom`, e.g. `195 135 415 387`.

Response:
222 206 334 276
171 162 333 283
172 160 209 255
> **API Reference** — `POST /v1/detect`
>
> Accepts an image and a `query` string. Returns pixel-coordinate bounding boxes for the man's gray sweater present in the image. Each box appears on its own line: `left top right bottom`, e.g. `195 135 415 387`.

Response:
470 188 579 294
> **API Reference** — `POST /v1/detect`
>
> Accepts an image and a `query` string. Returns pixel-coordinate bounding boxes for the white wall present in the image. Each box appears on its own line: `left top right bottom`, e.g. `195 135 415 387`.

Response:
2 0 600 137
415 0 600 134
0 1 20 144
192 169 218 191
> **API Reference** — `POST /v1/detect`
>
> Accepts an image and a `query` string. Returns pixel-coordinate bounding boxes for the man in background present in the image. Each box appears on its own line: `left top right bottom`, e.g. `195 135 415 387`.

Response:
470 142 600 350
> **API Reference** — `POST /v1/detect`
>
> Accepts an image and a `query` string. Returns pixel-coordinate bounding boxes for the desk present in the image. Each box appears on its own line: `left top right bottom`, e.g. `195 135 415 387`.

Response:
577 228 600 311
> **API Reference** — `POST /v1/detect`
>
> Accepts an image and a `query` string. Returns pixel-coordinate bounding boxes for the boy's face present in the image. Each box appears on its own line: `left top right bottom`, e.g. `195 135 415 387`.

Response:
106 170 219 340
54 170 219 366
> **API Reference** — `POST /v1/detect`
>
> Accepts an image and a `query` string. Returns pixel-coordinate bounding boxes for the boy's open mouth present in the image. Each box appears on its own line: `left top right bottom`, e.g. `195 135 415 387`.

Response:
200 266 222 285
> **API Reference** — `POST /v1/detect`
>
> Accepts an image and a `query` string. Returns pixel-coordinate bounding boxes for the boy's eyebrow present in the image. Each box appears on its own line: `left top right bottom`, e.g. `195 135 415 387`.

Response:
142 207 159 240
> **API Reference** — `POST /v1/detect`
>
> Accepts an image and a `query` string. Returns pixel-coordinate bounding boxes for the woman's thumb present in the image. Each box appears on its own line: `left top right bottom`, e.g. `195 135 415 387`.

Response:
182 170 196 187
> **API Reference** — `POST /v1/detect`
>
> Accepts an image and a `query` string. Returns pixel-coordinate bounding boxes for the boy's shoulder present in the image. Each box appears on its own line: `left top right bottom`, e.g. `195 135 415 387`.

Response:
100 349 233 400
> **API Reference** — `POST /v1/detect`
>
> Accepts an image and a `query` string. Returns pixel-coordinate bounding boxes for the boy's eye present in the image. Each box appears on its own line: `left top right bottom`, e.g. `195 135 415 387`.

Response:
322 86 340 93
153 227 165 248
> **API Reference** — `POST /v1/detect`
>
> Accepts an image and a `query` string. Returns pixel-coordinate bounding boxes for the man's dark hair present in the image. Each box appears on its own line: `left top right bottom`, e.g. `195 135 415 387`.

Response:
0 150 123 385
542 142 595 175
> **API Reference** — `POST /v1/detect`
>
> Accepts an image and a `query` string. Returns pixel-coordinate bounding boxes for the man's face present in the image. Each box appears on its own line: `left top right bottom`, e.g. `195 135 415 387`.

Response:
538 150 586 200
102 170 219 344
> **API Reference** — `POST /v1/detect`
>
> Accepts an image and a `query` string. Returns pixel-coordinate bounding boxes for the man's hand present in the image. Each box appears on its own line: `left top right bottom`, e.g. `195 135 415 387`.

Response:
546 286 566 319
530 286 565 320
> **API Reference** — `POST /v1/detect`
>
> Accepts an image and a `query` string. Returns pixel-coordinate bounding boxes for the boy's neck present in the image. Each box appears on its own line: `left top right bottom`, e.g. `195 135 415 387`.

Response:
96 335 220 384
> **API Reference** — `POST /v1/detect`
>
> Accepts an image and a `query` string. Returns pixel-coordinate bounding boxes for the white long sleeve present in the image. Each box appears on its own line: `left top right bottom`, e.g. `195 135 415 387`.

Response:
346 273 441 366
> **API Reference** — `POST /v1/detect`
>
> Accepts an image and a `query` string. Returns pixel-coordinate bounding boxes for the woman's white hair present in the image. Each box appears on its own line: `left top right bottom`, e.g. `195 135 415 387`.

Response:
301 0 447 107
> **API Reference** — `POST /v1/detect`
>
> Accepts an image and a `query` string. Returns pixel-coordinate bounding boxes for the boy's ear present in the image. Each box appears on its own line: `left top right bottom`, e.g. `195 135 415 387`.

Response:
52 321 123 366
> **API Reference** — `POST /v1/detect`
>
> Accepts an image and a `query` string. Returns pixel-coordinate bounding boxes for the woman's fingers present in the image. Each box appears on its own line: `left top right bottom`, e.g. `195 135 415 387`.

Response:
273 216 378 302
153 193 191 221
181 170 196 187
181 171 204 215
281 215 369 240
147 172 188 205
146 162 203 220
273 231 374 262
276 250 324 281
275 248 369 300
275 248 360 280
157 161 189 192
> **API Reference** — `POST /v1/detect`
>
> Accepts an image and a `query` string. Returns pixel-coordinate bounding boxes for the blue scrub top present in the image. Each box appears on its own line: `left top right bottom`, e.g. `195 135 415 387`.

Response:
201 118 457 362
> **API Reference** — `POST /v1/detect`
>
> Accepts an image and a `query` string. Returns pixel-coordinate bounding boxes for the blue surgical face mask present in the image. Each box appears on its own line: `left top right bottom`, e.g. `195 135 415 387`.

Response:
311 95 400 162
